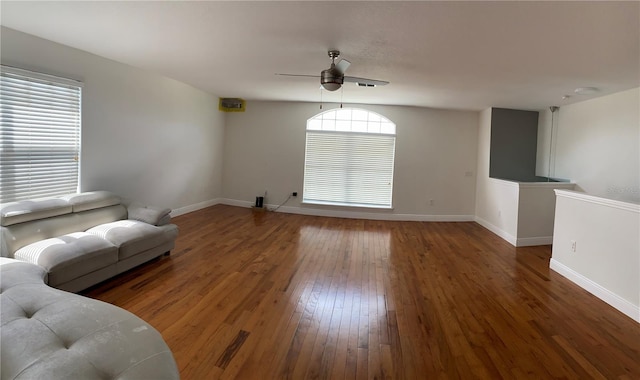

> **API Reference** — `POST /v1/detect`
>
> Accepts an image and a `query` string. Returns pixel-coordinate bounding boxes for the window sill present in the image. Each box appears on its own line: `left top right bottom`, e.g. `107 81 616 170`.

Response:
302 200 393 210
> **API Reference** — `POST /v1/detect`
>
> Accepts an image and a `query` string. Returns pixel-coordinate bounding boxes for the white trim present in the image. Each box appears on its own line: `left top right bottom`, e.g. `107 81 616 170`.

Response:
306 129 396 137
170 198 222 217
302 200 393 210
488 177 575 189
518 182 574 189
474 216 517 246
1 64 84 87
550 259 640 323
555 190 640 213
277 205 474 222
217 199 474 222
218 198 253 208
515 236 552 246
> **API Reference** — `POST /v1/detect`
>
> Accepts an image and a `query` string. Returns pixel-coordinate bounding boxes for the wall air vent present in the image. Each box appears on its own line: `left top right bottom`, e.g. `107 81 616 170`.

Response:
219 98 246 112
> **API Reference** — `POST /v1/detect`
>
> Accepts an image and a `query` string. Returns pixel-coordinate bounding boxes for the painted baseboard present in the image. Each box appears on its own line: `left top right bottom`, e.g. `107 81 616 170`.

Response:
515 236 553 247
474 217 552 247
474 216 517 246
170 198 222 217
217 198 474 222
550 259 640 323
219 198 253 209
171 199 548 245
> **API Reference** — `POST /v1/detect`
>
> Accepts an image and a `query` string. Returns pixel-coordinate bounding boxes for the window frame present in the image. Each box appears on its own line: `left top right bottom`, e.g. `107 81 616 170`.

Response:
302 108 396 209
0 65 83 204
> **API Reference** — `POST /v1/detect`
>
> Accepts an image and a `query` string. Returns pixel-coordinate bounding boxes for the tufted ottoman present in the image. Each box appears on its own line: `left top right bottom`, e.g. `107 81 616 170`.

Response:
0 258 179 379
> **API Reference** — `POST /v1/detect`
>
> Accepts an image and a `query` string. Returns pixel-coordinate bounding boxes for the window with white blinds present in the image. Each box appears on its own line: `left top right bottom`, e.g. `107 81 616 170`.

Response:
0 65 82 203
303 108 396 208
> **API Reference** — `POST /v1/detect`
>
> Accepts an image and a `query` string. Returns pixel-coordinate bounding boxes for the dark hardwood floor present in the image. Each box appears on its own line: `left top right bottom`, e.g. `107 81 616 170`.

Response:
84 205 640 379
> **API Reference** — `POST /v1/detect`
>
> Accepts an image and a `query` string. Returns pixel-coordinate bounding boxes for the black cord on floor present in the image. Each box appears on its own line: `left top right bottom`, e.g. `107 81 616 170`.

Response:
269 194 292 212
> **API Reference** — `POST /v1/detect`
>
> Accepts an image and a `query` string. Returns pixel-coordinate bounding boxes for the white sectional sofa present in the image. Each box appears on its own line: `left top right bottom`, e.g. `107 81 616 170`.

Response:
0 191 179 292
0 257 180 379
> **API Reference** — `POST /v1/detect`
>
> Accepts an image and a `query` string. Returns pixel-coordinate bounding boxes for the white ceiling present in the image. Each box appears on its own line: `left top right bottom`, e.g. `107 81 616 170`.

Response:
1 1 638 111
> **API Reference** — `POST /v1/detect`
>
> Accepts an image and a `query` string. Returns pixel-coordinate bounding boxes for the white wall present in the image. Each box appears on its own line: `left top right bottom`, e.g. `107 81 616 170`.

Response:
516 182 575 245
1 27 225 212
551 190 640 322
222 101 478 219
537 88 640 203
475 109 519 242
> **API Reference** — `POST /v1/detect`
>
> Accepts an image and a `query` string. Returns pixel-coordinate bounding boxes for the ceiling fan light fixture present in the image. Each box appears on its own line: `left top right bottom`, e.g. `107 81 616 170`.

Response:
322 82 341 91
321 68 343 91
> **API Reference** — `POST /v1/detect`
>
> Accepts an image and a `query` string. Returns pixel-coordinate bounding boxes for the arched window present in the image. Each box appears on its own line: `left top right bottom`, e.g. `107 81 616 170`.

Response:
303 108 396 208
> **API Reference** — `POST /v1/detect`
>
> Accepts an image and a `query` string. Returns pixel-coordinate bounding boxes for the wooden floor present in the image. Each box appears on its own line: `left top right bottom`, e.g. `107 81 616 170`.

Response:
84 205 640 379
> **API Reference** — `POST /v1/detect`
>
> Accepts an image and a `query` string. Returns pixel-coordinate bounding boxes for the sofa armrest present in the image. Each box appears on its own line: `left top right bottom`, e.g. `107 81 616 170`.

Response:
127 203 172 226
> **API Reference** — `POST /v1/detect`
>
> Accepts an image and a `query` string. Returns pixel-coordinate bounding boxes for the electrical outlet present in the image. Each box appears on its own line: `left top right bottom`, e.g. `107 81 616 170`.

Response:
571 240 577 252
292 192 298 197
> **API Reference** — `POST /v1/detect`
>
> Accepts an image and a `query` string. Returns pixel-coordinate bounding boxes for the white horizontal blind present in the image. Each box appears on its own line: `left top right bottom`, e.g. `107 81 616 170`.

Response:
0 66 82 203
303 109 396 208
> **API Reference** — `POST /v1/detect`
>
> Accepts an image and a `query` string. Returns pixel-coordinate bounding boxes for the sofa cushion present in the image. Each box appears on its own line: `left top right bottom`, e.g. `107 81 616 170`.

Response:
0 198 72 227
61 191 121 212
86 220 174 260
14 232 118 286
1 205 128 259
127 203 172 226
0 258 48 287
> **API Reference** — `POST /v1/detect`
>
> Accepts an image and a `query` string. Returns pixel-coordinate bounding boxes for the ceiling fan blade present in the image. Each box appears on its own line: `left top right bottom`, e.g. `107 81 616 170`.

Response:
335 59 351 74
275 73 319 78
343 76 389 87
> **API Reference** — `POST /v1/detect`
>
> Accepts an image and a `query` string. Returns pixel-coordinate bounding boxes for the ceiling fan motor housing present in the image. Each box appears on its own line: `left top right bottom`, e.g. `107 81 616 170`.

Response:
321 66 343 91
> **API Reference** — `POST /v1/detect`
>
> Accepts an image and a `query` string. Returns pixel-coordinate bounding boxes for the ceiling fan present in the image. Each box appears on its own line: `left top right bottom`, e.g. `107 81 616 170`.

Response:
276 50 389 91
